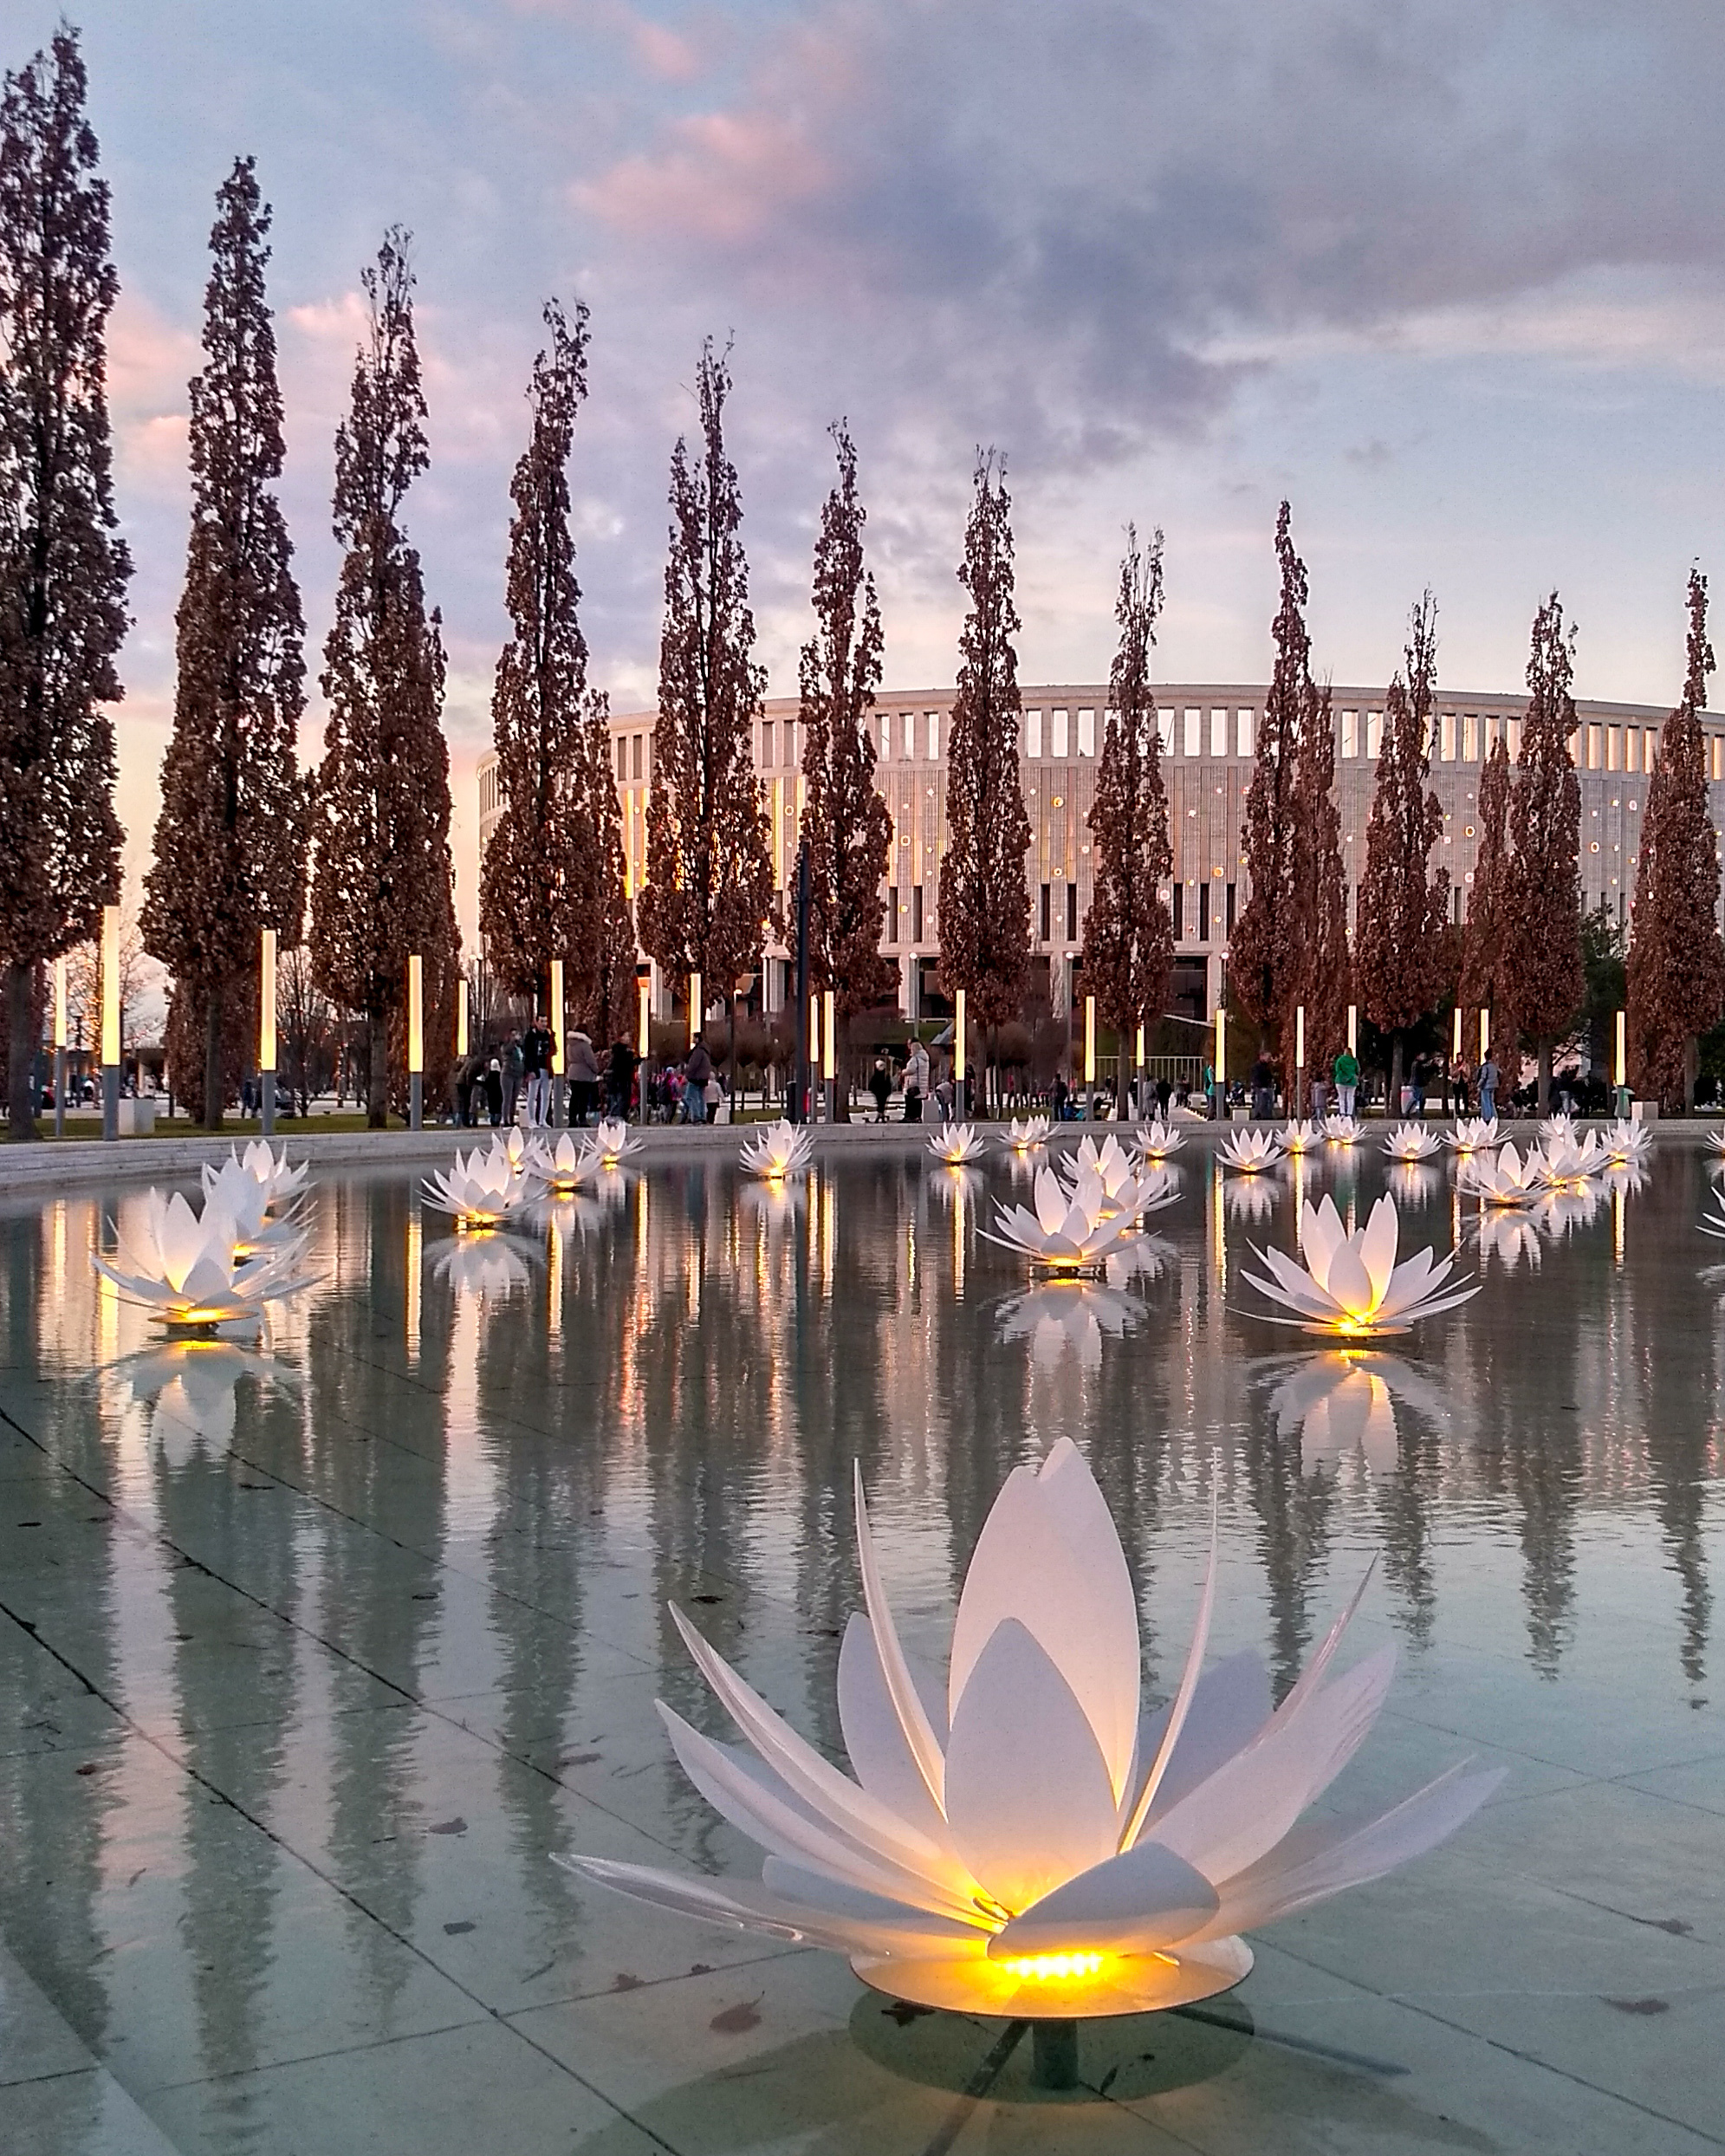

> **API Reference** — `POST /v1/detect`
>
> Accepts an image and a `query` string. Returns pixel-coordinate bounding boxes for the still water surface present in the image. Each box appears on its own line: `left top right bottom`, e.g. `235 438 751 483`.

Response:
1 1142 1722 2152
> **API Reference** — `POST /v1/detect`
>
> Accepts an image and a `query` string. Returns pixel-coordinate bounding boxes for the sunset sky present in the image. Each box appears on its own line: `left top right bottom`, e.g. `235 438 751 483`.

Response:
12 0 1725 941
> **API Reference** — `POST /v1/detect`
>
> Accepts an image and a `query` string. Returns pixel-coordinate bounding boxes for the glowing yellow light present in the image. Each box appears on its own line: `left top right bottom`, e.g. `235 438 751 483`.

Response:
457 976 469 1059
1084 995 1096 1085
1346 1003 1358 1055
53 957 67 1049
822 988 836 1082
637 972 651 1058
1615 1008 1626 1088
259 926 276 1072
1295 1003 1305 1069
689 969 702 1049
954 987 967 1083
1451 1005 1462 1058
1135 1020 1145 1068
101 903 120 1067
1003 1952 1106 1983
550 959 565 1074
406 954 424 1075
1479 1006 1490 1063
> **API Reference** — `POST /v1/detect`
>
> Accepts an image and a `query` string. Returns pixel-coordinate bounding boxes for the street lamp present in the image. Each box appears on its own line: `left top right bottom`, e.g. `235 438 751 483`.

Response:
407 953 424 1130
53 957 66 1140
259 926 277 1136
101 903 120 1142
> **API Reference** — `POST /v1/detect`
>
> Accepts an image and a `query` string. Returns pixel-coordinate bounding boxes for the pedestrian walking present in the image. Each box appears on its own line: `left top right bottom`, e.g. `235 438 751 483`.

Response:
522 1013 555 1127
567 1028 600 1125
1479 1052 1500 1122
1333 1044 1359 1119
1249 1055 1274 1120
484 1057 503 1126
869 1056 892 1121
684 1035 712 1123
606 1038 639 1122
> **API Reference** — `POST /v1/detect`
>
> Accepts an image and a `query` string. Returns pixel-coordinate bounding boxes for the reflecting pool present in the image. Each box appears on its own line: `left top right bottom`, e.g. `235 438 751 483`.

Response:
2 1139 1724 2153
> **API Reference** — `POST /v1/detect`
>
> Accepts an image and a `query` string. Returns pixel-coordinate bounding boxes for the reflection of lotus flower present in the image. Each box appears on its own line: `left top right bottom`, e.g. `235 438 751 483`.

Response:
1005 1115 1051 1152
1281 1120 1326 1154
1244 1194 1477 1335
1700 1191 1725 1241
1458 1141 1542 1207
1709 1127 1725 1160
1323 1115 1365 1146
1530 1185 1605 1239
527 1133 594 1194
1218 1127 1286 1172
1261 1351 1451 1471
93 1190 315 1324
431 1235 535 1296
997 1281 1144 1373
1444 1117 1500 1154
1598 1117 1651 1168
199 1157 305 1253
984 1166 1140 1270
1383 1122 1442 1162
559 1439 1501 2018
931 1123 987 1165
739 1118 814 1179
1533 1131 1605 1187
109 1339 295 1467
591 1116 642 1166
1474 1207 1543 1270
1222 1173 1280 1227
422 1145 529 1228
1138 1120 1184 1160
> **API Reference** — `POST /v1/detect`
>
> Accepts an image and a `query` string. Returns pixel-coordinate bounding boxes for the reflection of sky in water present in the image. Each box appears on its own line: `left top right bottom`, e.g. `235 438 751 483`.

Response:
5 1146 1725 2140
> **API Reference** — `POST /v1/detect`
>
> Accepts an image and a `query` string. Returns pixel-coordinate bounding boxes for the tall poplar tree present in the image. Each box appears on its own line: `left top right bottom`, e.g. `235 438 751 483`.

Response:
1081 524 1172 1114
0 29 127 1138
1289 677 1350 1072
1229 503 1307 1065
1504 594 1584 1109
937 450 1031 1091
799 421 892 1115
308 231 457 1127
1458 731 1517 1067
479 297 629 1030
143 158 306 1129
1354 593 1448 1105
1627 569 1725 1110
639 339 772 1063
574 712 638 1045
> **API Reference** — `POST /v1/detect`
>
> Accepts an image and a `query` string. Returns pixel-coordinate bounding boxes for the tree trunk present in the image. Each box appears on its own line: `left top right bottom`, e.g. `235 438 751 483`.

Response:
1536 1036 1552 1114
367 1003 388 1127
726 992 739 1120
8 962 38 1141
203 980 225 1132
1388 1031 1404 1118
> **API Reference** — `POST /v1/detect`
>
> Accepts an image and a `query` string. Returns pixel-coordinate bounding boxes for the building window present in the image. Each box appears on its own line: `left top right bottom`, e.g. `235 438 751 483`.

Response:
1040 883 1051 941
761 720 775 768
1440 713 1456 762
1606 726 1620 771
1236 709 1254 757
1184 708 1201 757
1644 728 1658 775
1713 736 1724 782
1462 713 1478 761
885 886 898 943
1341 710 1357 758
1023 709 1041 757
1365 710 1383 758
1198 883 1210 943
1225 882 1236 934
912 885 924 942
1508 717 1523 757
927 711 940 760
901 711 915 761
880 715 892 759
615 736 626 779
1586 724 1602 770
1078 709 1096 757
1210 708 1227 757
1158 707 1175 752
1066 882 1078 941
1173 884 1184 938
1454 886 1463 925
1052 709 1069 758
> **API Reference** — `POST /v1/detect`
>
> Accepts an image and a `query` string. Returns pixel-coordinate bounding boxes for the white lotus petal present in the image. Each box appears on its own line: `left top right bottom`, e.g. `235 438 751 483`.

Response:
1359 1197 1398 1308
836 1612 953 1850
1299 1196 1346 1292
948 1438 1140 1797
1119 1509 1217 1847
853 1465 948 1810
1133 1649 1274 1824
989 1838 1218 1958
943 1619 1119 1913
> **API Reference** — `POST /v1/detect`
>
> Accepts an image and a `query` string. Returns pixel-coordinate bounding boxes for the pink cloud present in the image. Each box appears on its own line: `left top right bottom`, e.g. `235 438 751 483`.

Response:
578 107 828 244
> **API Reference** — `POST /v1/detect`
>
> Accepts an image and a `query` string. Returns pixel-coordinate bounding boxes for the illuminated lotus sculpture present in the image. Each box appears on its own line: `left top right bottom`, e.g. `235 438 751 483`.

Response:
214 1140 308 1210
1709 1128 1725 1162
1700 1191 1725 1241
556 1439 1500 2019
1138 1120 1184 1160
1444 1117 1499 1155
199 1155 304 1254
1059 1134 1173 1222
1005 1115 1051 1153
1458 1141 1543 1208
589 1117 642 1167
1538 1112 1577 1145
1217 1127 1285 1173
1323 1115 1365 1146
1280 1120 1325 1155
1533 1131 1605 1189
1243 1193 1477 1336
984 1166 1140 1271
423 1145 529 1230
1599 1117 1651 1169
930 1123 988 1166
739 1118 814 1180
92 1190 315 1326
527 1132 594 1196
1383 1122 1442 1163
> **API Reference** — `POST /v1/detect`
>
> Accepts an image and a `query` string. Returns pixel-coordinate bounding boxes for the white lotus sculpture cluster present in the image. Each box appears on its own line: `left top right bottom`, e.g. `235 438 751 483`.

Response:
200 1147 307 1254
423 1144 530 1230
1059 1134 1172 1221
557 1439 1500 2017
1138 1120 1184 1160
1005 1116 1051 1153
526 1133 594 1196
1281 1120 1326 1155
1244 1193 1478 1336
986 1166 1144 1271
591 1117 642 1166
1445 1117 1499 1155
1533 1130 1605 1186
1383 1122 1442 1163
1217 1127 1285 1173
1457 1141 1545 1207
1538 1113 1577 1145
215 1140 309 1209
93 1188 316 1325
1598 1118 1651 1168
930 1123 987 1166
739 1119 814 1180
1323 1115 1364 1146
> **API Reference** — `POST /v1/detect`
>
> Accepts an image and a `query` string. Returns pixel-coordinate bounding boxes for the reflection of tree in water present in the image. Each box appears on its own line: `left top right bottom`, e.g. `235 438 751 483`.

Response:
1638 1153 1715 1691
304 1178 450 2010
1242 1417 1336 1700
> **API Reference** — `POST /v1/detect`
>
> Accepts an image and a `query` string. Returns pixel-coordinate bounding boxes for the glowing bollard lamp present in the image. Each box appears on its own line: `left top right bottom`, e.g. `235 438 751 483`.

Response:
406 953 424 1130
53 957 67 1139
558 1439 1501 2091
101 903 120 1141
259 926 277 1136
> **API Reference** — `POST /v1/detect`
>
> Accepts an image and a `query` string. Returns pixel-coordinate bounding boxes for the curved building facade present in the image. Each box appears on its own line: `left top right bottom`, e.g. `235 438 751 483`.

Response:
478 685 1725 1023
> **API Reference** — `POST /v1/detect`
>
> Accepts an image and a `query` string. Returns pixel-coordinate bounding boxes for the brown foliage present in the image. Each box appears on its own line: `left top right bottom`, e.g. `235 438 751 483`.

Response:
307 233 457 1126
0 29 127 1133
639 341 772 999
1289 679 1351 1068
1229 503 1307 1059
1081 526 1172 1103
1458 732 1518 1053
142 158 307 1127
1627 569 1725 1108
1504 594 1584 1088
1354 594 1449 1069
798 423 894 1023
936 451 1031 1037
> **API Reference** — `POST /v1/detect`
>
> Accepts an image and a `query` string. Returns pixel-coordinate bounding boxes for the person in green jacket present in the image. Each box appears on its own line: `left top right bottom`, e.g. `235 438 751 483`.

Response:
1333 1046 1359 1118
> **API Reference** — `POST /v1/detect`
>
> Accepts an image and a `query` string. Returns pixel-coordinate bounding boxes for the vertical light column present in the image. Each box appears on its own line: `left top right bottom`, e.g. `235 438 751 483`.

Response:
1294 1003 1306 1120
259 926 277 1137
822 987 837 1125
457 977 469 1060
406 952 424 1131
637 971 650 1058
1346 1003 1358 1055
1615 1008 1628 1116
1134 1020 1145 1120
688 970 702 1047
1083 994 1096 1117
1479 1007 1490 1065
808 992 822 1120
549 958 567 1127
1213 1004 1226 1122
954 986 967 1110
52 956 67 1140
101 902 120 1142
